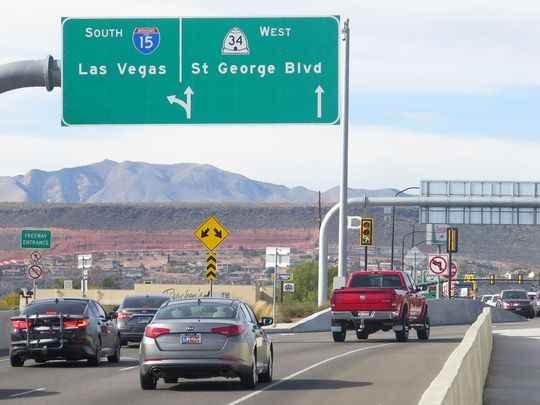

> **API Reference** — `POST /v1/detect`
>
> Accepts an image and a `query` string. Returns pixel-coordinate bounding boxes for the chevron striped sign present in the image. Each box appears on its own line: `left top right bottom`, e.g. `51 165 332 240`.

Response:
207 252 217 281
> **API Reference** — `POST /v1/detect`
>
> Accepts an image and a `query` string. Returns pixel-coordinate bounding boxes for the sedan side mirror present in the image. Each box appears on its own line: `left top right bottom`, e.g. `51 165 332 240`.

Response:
258 317 273 327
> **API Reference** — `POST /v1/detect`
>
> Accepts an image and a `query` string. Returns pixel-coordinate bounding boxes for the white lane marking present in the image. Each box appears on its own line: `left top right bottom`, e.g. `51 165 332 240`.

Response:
0 358 9 362
9 388 46 398
120 366 139 372
226 343 391 405
279 333 295 336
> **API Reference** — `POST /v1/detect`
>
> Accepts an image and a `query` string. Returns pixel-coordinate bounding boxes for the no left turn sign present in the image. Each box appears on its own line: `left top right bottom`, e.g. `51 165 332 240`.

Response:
428 255 448 276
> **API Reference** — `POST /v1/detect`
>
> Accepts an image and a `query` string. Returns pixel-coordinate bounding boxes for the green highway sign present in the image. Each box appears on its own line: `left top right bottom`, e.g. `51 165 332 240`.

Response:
21 229 52 249
62 17 339 125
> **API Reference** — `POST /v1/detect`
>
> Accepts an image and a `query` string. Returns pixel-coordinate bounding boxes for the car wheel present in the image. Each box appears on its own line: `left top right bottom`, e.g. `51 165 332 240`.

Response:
10 354 24 367
259 349 273 383
240 351 258 389
140 370 157 390
87 341 101 366
416 315 431 341
356 330 369 340
107 338 121 363
120 338 128 347
395 311 410 342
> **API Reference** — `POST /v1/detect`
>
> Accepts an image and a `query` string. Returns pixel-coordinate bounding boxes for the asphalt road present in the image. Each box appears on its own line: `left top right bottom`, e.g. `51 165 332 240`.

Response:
485 319 540 405
0 325 467 405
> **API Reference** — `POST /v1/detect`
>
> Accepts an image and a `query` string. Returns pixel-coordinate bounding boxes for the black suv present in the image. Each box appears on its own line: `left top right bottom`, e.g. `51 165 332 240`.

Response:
116 294 170 345
10 298 121 367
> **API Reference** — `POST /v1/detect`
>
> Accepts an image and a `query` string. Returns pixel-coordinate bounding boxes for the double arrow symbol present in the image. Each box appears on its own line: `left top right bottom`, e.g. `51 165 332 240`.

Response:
201 228 223 239
207 252 217 281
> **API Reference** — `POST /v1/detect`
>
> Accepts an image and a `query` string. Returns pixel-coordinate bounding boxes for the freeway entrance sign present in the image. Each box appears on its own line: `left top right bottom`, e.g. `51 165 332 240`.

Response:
21 229 52 249
62 17 340 125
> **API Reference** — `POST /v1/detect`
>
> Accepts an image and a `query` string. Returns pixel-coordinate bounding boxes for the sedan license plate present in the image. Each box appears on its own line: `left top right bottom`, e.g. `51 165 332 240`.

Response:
137 318 151 324
180 333 202 344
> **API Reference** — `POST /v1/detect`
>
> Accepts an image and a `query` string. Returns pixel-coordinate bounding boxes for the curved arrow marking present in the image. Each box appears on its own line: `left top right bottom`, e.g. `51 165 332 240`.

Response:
166 86 194 119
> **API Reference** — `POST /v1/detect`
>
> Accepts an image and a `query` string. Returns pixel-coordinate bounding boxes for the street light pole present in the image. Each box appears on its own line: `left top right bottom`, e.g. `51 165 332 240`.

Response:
401 230 425 271
390 187 419 270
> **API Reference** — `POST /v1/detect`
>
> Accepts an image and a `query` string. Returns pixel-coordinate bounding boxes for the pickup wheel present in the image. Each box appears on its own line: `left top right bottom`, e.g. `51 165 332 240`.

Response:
356 330 369 340
395 311 410 342
416 315 430 340
332 330 346 342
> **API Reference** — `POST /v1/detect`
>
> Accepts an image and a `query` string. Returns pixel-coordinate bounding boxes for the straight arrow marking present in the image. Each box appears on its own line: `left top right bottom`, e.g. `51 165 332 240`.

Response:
315 85 324 119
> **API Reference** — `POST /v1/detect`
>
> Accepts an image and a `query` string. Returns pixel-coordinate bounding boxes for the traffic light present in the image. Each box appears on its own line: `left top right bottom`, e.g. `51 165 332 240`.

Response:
517 274 524 284
447 227 458 253
360 218 373 246
489 274 496 285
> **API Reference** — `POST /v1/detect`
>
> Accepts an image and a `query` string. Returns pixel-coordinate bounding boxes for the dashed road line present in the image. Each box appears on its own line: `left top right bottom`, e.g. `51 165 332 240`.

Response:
9 388 46 398
226 343 391 405
120 365 139 372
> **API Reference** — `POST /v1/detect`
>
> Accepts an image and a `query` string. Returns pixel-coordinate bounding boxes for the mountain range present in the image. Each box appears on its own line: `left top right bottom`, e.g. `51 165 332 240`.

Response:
0 160 401 204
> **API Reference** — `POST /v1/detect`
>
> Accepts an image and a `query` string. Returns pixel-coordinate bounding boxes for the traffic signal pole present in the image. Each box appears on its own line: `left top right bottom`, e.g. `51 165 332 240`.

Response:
337 19 350 279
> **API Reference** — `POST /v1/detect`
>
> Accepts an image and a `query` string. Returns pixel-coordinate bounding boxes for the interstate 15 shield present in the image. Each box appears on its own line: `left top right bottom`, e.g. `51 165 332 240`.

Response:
132 27 160 55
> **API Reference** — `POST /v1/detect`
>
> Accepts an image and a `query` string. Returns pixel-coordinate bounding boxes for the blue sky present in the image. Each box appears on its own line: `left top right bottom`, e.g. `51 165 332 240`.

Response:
2 0 540 190
352 88 540 139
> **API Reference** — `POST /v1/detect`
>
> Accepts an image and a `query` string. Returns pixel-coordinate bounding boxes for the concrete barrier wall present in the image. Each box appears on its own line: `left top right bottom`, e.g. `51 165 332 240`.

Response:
428 298 524 326
418 307 493 405
0 310 17 354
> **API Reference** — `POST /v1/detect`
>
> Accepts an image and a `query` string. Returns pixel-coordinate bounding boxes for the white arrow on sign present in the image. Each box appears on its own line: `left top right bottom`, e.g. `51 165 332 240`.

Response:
315 85 324 118
167 86 194 119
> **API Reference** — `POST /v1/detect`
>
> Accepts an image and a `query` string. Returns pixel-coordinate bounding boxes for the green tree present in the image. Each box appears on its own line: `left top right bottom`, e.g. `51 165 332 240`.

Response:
284 261 337 304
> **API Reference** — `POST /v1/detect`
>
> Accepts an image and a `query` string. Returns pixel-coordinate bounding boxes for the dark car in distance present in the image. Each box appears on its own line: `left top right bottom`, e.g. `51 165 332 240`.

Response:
116 294 170 346
10 298 121 367
496 290 535 318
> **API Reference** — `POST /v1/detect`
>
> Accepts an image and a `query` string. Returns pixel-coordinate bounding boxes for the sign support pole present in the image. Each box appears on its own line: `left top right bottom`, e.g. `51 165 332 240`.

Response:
210 280 213 297
272 250 279 327
337 19 350 279
448 251 453 299
33 279 36 300
364 246 368 271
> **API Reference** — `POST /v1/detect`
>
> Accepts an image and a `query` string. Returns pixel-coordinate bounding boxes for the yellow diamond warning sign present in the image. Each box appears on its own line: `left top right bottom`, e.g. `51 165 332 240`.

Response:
194 216 230 251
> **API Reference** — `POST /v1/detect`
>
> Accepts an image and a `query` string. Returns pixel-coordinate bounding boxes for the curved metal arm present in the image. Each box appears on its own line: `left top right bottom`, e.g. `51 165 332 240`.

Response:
0 56 61 94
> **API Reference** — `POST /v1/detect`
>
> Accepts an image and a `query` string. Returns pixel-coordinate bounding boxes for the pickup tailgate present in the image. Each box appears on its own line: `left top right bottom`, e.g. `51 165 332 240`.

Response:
332 288 397 311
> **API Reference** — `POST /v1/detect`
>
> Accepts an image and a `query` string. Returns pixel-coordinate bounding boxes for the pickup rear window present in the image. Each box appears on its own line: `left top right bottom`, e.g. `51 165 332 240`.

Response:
350 275 403 288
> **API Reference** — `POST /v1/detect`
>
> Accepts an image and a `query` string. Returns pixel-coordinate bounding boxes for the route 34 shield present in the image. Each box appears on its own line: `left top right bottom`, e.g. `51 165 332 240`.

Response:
132 27 160 55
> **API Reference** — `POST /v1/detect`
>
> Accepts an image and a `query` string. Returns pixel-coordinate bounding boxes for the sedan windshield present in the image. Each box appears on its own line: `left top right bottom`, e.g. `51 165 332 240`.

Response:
502 291 528 300
155 302 238 320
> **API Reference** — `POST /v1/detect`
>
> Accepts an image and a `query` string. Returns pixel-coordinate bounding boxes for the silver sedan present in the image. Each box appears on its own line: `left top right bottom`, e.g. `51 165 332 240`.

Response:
139 298 274 390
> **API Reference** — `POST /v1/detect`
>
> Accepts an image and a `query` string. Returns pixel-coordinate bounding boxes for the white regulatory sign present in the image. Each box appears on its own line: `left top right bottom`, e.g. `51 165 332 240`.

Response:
283 283 295 293
428 255 448 276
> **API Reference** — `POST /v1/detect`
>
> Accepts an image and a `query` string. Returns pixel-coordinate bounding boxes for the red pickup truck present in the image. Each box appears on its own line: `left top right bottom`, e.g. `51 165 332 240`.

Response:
330 271 429 342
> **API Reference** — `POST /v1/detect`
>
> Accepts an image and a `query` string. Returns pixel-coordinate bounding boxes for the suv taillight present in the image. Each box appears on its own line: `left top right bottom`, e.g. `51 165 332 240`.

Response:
63 319 90 329
117 311 133 320
11 320 31 330
144 326 170 339
211 325 245 337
